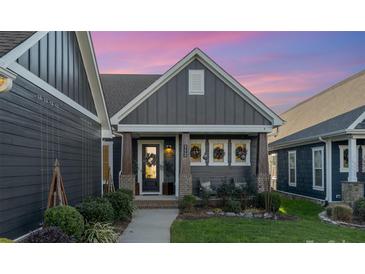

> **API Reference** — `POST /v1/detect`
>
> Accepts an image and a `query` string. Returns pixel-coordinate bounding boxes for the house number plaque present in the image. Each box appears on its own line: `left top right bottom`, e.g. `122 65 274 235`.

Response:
183 144 188 158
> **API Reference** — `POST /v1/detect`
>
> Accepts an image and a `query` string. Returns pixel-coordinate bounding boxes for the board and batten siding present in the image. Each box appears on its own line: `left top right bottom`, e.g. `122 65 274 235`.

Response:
16 31 97 115
275 142 326 200
0 76 101 239
120 60 271 125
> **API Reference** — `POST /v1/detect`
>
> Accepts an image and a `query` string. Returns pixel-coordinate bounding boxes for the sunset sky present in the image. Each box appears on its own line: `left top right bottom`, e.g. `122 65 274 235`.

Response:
91 32 365 114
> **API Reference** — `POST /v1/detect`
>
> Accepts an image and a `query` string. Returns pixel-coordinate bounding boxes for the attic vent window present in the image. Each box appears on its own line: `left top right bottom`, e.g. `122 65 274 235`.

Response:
189 70 204 95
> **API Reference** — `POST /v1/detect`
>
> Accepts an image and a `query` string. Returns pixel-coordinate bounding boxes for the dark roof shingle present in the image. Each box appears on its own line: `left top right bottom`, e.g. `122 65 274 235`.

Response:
270 105 365 148
0 31 35 57
100 74 161 116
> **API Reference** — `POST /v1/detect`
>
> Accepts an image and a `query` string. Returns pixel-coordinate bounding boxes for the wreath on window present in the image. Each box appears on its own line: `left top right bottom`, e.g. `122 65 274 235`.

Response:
213 146 225 160
145 153 157 167
235 145 247 161
190 145 201 160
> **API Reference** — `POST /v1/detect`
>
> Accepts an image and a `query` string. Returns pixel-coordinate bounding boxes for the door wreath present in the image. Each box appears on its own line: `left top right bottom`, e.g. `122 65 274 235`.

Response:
235 145 247 161
213 146 225 160
190 145 202 160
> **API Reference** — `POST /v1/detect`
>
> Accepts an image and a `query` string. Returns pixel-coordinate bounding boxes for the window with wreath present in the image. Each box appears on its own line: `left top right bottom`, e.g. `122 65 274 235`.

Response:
208 140 228 166
190 140 206 166
231 140 251 166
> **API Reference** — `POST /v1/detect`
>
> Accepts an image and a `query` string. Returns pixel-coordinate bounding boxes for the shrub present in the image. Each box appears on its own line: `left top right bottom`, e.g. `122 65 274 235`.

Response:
257 192 281 213
201 189 211 208
353 198 365 221
22 227 73 243
0 238 13 243
104 191 134 220
332 204 353 222
44 206 84 240
77 197 114 224
223 199 241 213
82 222 118 243
326 206 333 217
179 195 197 212
117 188 133 200
217 182 237 203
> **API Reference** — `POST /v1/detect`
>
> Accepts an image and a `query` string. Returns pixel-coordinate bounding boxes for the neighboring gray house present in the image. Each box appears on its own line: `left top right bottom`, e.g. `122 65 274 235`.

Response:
269 70 365 203
101 48 283 202
0 31 111 239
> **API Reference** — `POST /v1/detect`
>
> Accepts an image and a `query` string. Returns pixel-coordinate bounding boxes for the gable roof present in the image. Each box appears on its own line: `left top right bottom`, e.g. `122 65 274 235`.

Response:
269 105 365 150
0 32 35 57
0 31 112 137
109 48 284 126
100 74 161 116
269 69 365 144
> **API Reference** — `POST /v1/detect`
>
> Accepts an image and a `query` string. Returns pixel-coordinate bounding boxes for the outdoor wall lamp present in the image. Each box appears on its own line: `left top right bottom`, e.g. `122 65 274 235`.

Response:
0 68 16 93
164 145 174 156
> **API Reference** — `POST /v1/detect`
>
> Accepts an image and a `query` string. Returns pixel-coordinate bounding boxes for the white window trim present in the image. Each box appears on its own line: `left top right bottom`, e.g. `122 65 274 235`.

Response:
230 139 251 166
312 147 324 191
288 150 296 187
190 139 206 166
188 69 205 95
208 139 228 166
339 145 360 173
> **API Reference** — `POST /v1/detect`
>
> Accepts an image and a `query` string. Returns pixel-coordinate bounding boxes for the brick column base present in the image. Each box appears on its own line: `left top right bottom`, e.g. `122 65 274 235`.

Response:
179 174 192 197
257 173 270 193
119 174 136 196
341 181 364 206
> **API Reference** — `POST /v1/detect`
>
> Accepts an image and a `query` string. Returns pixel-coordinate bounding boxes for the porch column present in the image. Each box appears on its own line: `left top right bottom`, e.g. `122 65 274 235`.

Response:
179 133 192 197
342 137 363 205
120 132 135 195
257 133 270 193
348 137 358 182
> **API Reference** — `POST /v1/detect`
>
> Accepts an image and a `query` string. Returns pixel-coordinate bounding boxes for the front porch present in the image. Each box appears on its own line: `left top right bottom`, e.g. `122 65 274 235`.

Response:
118 131 271 200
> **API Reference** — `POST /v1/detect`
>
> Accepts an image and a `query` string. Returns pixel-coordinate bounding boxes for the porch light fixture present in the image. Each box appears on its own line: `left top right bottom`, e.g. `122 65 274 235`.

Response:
164 145 174 157
0 68 16 93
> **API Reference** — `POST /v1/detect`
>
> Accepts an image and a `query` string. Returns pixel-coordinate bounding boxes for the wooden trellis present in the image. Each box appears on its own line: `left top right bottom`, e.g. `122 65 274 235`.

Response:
47 159 68 208
103 166 115 193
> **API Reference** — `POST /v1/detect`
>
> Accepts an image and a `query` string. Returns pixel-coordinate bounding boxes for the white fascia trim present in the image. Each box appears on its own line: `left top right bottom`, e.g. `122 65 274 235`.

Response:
117 124 273 133
0 67 16 79
0 32 48 68
76 32 112 137
347 111 365 130
8 62 100 123
110 48 283 126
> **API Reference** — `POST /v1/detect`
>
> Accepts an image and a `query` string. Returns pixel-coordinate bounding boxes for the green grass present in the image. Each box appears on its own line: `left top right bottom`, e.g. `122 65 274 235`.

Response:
171 197 365 243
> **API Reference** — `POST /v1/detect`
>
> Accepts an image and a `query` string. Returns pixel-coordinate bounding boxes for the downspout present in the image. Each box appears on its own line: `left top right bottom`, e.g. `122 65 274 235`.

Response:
318 136 332 204
112 130 123 189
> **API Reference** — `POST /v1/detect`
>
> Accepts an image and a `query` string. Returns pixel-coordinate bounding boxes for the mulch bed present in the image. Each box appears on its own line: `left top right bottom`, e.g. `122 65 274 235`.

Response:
177 208 298 221
114 219 131 235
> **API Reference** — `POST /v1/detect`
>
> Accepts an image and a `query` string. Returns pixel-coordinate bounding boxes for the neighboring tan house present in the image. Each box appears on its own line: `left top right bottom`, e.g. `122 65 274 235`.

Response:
101 48 283 202
269 70 365 203
0 32 111 239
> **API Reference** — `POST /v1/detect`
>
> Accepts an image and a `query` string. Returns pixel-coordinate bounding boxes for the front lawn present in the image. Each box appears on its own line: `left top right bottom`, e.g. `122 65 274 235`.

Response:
171 197 365 243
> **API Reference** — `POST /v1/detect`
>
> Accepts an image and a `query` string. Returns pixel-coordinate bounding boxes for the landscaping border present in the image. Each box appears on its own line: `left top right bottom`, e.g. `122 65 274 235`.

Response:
319 211 365 230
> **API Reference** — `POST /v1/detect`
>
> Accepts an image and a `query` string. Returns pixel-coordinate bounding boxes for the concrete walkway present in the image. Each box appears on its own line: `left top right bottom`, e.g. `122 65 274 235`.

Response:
119 209 178 243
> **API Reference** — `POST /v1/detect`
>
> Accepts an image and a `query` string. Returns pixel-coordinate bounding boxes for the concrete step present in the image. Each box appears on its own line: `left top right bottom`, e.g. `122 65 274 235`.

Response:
134 197 179 209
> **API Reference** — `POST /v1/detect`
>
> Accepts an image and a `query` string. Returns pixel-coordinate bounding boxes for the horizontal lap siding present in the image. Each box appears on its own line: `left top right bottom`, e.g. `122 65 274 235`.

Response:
331 140 365 201
275 142 326 200
17 31 96 115
0 76 101 239
121 60 271 125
